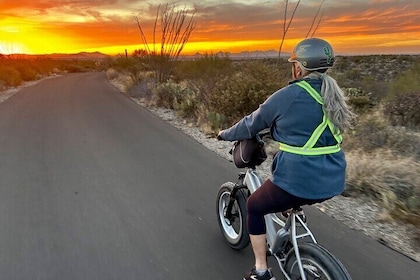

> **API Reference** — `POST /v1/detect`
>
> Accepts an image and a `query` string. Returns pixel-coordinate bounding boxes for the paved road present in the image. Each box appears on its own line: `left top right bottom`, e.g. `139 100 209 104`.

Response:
0 72 418 280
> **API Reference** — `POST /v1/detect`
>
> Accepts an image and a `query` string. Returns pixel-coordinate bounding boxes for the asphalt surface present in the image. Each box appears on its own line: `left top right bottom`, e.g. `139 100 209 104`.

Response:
0 72 418 280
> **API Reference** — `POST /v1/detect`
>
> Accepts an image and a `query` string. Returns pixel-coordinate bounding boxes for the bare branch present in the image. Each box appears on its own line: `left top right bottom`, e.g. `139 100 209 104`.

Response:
305 0 326 38
311 11 324 38
154 4 162 55
134 16 151 54
278 0 301 62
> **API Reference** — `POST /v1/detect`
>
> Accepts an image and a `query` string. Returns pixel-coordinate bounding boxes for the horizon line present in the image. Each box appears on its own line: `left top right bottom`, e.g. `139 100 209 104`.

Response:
1 49 420 58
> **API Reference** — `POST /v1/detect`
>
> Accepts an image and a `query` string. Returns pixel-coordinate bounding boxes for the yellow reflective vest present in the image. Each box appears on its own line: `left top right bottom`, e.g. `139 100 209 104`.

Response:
278 80 342 156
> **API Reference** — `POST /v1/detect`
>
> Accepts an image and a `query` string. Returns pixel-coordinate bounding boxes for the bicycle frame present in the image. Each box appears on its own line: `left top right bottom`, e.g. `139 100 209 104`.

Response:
242 168 318 280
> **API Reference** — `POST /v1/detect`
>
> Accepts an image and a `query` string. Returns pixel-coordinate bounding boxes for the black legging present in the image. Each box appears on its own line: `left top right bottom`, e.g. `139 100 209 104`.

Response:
246 180 328 235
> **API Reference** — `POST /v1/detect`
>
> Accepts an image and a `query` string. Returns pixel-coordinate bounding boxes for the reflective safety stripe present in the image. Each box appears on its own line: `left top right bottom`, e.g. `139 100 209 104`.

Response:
278 80 342 155
279 142 341 155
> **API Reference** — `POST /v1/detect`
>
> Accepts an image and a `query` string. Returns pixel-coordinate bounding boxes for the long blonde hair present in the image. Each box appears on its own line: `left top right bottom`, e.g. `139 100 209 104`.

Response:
300 66 356 134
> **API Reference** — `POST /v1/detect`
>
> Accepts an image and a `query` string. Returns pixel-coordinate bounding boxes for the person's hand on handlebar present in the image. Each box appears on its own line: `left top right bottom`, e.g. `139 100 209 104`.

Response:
217 131 224 141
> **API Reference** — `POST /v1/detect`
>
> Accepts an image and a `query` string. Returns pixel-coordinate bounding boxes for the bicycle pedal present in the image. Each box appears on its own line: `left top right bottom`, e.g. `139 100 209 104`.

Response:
281 210 291 218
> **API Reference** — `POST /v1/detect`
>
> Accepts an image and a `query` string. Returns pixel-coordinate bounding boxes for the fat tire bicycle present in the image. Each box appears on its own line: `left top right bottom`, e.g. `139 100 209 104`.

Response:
216 132 352 280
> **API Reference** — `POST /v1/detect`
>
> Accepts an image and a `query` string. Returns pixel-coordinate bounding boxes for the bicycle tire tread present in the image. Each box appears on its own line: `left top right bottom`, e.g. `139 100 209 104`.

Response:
285 242 352 280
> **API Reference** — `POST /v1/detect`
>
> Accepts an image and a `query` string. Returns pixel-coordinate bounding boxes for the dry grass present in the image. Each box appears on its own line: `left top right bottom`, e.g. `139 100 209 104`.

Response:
106 68 136 93
345 147 420 248
345 149 420 223
343 105 420 232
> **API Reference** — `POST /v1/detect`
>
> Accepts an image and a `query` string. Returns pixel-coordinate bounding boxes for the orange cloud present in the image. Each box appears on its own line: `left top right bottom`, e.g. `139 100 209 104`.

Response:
0 1 419 55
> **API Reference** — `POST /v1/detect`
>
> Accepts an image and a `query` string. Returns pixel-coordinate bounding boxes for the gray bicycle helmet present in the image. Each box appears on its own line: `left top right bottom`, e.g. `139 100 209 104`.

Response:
288 38 334 71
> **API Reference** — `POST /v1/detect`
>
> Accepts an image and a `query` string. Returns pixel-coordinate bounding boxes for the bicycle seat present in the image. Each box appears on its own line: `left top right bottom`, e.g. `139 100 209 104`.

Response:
281 207 306 223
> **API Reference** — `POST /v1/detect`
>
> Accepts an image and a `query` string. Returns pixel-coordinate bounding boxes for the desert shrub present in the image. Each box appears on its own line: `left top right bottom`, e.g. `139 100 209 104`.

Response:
151 81 177 109
344 111 388 151
331 56 350 72
384 92 420 128
206 111 226 131
173 82 200 119
32 58 60 74
106 57 147 84
360 75 389 103
344 110 420 159
7 60 39 81
388 63 420 99
106 68 119 80
72 60 98 72
60 60 99 73
345 69 363 82
381 126 420 160
151 80 198 112
111 57 142 71
16 64 38 81
0 57 106 88
344 87 373 113
62 64 84 73
172 54 234 118
332 65 364 89
0 65 22 87
209 60 286 125
173 53 233 81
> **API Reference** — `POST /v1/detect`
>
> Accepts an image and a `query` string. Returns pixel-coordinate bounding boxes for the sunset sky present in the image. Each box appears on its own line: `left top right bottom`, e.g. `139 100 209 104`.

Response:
0 0 419 56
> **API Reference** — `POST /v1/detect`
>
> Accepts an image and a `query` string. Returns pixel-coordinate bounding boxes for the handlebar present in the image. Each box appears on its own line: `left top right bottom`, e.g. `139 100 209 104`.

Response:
255 130 271 146
217 129 271 144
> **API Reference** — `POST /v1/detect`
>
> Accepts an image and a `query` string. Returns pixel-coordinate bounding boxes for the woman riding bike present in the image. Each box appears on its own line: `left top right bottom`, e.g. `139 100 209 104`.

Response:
217 38 355 280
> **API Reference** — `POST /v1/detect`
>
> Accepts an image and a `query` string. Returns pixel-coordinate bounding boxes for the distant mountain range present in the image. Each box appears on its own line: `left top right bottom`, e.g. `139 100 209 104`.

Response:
45 52 110 60
2 50 288 60
1 52 109 60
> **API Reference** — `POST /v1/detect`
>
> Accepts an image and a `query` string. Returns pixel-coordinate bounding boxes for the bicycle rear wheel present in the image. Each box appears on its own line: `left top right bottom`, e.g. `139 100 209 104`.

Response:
216 182 250 250
284 242 352 280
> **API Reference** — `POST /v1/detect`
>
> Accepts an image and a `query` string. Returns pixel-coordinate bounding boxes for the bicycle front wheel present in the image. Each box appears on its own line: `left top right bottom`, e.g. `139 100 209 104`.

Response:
285 242 352 280
216 182 250 250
